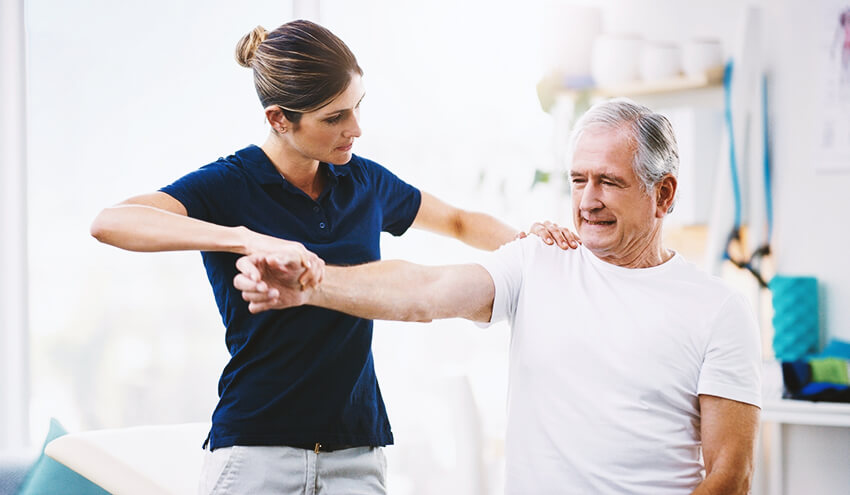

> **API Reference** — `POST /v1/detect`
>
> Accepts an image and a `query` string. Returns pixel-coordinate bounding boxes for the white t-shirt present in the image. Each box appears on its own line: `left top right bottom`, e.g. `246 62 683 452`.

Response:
478 238 761 495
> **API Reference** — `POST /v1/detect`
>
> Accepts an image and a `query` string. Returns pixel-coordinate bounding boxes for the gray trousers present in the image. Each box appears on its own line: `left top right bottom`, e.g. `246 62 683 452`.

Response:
198 445 387 495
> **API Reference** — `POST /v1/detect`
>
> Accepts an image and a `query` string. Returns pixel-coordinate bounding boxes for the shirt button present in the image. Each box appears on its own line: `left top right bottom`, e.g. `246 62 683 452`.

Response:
319 222 326 229
313 206 320 212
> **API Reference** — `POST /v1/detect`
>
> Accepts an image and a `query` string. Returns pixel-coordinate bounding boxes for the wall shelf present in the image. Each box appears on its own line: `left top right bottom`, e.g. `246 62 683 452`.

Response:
537 66 724 114
761 398 850 427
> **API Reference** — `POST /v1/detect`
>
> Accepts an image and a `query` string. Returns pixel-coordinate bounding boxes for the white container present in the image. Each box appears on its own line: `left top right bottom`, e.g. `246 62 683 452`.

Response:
682 38 723 78
639 42 681 82
541 3 603 77
591 34 643 87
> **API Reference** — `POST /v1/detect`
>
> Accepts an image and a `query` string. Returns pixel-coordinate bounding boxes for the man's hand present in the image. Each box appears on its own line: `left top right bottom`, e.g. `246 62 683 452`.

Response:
518 221 581 250
234 253 324 313
242 231 325 288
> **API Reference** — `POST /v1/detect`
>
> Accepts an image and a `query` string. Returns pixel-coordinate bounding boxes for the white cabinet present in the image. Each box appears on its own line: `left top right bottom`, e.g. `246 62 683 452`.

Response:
756 399 850 495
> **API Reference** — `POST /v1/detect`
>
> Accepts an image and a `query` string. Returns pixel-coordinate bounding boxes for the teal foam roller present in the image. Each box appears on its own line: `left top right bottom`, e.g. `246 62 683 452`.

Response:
769 275 819 361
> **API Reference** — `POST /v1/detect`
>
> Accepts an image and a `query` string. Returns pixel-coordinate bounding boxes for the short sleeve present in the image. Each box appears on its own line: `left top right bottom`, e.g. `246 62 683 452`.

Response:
697 293 763 408
159 161 237 222
360 158 421 236
476 238 528 326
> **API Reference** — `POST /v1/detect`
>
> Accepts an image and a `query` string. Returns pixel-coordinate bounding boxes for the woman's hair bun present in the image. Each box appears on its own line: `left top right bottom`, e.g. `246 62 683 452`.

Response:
235 25 268 68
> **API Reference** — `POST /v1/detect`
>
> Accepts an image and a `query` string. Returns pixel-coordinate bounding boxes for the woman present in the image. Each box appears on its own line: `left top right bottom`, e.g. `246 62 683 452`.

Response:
91 19 577 494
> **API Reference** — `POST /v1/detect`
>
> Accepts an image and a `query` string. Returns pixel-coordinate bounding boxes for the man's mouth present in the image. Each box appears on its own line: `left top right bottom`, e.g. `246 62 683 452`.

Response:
583 219 615 226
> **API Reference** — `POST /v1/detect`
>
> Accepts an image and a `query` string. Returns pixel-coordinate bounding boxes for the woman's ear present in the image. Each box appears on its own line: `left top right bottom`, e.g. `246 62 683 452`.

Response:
264 105 289 134
655 175 678 217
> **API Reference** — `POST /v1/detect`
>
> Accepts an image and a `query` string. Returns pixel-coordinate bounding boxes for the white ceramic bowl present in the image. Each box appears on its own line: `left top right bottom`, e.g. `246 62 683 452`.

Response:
591 34 643 87
639 42 681 82
682 38 723 78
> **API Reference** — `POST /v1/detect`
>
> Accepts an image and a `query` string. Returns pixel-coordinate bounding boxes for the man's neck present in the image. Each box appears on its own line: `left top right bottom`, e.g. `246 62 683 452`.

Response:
591 241 674 269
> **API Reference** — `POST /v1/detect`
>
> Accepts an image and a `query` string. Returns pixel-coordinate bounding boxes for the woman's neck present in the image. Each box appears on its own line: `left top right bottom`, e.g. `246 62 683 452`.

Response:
261 133 325 200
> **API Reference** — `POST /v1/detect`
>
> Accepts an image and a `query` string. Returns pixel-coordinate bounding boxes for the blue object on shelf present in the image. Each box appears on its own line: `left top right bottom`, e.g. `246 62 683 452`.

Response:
814 339 850 360
770 275 819 361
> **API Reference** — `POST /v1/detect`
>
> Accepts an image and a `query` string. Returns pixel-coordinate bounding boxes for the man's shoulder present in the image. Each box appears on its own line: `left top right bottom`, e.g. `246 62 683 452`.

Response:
502 235 585 263
666 255 747 308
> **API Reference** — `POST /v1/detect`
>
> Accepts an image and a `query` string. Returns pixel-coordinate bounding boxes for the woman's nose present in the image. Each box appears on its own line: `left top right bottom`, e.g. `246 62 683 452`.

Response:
344 112 362 138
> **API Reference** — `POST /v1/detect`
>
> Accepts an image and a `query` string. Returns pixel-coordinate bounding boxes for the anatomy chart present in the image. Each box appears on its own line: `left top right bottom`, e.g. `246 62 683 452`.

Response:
818 1 850 172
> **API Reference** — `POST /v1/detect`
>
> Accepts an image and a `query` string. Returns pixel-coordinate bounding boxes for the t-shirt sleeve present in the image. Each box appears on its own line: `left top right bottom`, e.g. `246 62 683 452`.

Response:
697 292 763 408
475 237 527 326
159 162 235 222
361 158 422 236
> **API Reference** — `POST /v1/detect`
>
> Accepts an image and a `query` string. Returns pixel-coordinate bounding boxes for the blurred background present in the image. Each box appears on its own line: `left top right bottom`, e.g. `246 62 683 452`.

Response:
3 0 850 494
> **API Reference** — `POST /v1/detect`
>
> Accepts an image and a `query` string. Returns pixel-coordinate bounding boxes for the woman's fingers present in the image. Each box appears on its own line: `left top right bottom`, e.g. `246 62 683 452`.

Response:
526 221 581 250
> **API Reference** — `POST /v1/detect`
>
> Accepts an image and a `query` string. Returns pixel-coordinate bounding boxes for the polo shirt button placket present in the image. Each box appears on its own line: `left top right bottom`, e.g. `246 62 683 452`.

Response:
313 204 327 231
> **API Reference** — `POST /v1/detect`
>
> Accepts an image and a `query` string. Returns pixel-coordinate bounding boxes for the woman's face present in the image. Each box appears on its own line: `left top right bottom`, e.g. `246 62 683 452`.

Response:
285 73 365 165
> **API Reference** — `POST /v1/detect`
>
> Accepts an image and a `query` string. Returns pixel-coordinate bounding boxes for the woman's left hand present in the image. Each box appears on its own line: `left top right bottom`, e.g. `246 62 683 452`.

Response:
518 221 581 250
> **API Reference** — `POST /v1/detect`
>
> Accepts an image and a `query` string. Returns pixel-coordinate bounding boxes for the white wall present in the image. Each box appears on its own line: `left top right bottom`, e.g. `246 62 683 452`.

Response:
764 1 850 344
589 0 850 342
0 0 29 451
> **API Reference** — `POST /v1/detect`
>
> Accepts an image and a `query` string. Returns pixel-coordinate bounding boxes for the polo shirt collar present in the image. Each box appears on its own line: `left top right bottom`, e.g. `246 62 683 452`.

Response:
237 145 352 186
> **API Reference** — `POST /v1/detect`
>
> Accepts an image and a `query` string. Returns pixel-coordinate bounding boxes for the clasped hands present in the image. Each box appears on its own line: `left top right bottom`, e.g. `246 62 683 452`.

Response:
234 222 580 314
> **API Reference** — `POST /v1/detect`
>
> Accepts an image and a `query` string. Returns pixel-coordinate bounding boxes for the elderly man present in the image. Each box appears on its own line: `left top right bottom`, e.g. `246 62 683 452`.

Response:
234 99 762 495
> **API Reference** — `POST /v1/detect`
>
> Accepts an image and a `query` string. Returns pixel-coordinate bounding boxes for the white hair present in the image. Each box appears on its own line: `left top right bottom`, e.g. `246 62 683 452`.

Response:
569 98 679 212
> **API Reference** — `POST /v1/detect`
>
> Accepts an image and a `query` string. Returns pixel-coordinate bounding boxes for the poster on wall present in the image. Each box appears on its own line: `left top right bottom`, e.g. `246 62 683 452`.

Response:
817 1 850 172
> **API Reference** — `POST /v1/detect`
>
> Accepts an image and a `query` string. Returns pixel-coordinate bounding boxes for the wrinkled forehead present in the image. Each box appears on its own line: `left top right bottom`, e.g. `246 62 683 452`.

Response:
570 125 636 174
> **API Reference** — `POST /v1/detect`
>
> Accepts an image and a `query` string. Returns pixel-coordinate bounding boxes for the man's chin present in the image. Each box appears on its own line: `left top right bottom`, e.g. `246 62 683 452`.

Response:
579 238 613 255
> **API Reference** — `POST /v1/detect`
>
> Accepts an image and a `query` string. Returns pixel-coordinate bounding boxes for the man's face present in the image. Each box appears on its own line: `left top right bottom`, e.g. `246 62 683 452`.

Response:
569 124 661 264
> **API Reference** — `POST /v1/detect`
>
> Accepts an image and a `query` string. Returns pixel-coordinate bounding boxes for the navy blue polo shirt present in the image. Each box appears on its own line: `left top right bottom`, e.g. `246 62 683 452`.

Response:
160 145 421 450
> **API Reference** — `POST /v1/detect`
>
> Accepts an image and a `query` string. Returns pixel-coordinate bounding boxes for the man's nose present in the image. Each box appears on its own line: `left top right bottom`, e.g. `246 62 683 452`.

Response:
579 182 604 211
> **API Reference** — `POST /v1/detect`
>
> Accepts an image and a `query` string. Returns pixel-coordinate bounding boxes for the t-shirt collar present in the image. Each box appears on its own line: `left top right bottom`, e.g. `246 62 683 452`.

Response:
237 145 351 186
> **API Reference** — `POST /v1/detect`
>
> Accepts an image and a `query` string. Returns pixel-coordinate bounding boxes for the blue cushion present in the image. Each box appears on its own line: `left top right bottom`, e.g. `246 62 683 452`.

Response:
17 419 109 495
0 455 33 495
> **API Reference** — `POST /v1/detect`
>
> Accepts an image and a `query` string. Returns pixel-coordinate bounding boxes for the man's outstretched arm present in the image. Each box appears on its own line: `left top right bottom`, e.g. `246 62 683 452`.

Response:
234 254 496 323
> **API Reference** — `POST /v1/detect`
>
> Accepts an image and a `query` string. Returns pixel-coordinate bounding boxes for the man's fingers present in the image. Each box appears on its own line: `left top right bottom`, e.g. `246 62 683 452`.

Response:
234 273 263 291
248 301 272 314
298 254 325 289
241 289 279 303
248 298 288 314
236 254 263 281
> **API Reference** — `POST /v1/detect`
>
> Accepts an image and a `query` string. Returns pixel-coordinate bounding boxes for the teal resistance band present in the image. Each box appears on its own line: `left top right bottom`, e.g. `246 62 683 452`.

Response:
762 73 774 241
723 61 743 230
722 61 772 287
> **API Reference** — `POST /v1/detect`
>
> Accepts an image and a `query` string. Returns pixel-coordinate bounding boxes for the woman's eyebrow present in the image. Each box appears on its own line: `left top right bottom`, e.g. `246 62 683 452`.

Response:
322 93 366 117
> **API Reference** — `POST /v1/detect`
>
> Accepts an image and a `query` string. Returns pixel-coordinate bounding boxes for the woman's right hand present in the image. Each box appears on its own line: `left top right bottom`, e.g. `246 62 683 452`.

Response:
243 230 325 289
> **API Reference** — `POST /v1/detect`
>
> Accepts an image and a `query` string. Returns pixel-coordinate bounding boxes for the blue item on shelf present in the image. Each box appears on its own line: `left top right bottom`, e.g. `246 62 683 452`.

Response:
770 275 819 361
781 359 850 403
813 339 850 360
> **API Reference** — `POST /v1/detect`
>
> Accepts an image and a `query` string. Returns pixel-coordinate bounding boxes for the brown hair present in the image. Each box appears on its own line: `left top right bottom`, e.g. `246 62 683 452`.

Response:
235 20 363 123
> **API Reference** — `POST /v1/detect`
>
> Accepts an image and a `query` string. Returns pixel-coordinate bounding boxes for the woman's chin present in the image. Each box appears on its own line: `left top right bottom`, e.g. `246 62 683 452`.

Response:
326 150 353 165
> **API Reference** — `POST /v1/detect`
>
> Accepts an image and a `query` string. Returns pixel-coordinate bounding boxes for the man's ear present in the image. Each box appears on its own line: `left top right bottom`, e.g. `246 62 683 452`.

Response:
264 105 291 134
655 175 677 217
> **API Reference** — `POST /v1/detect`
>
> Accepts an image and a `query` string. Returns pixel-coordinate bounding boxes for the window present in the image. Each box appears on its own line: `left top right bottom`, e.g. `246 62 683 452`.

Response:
26 0 294 440
25 1 556 493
